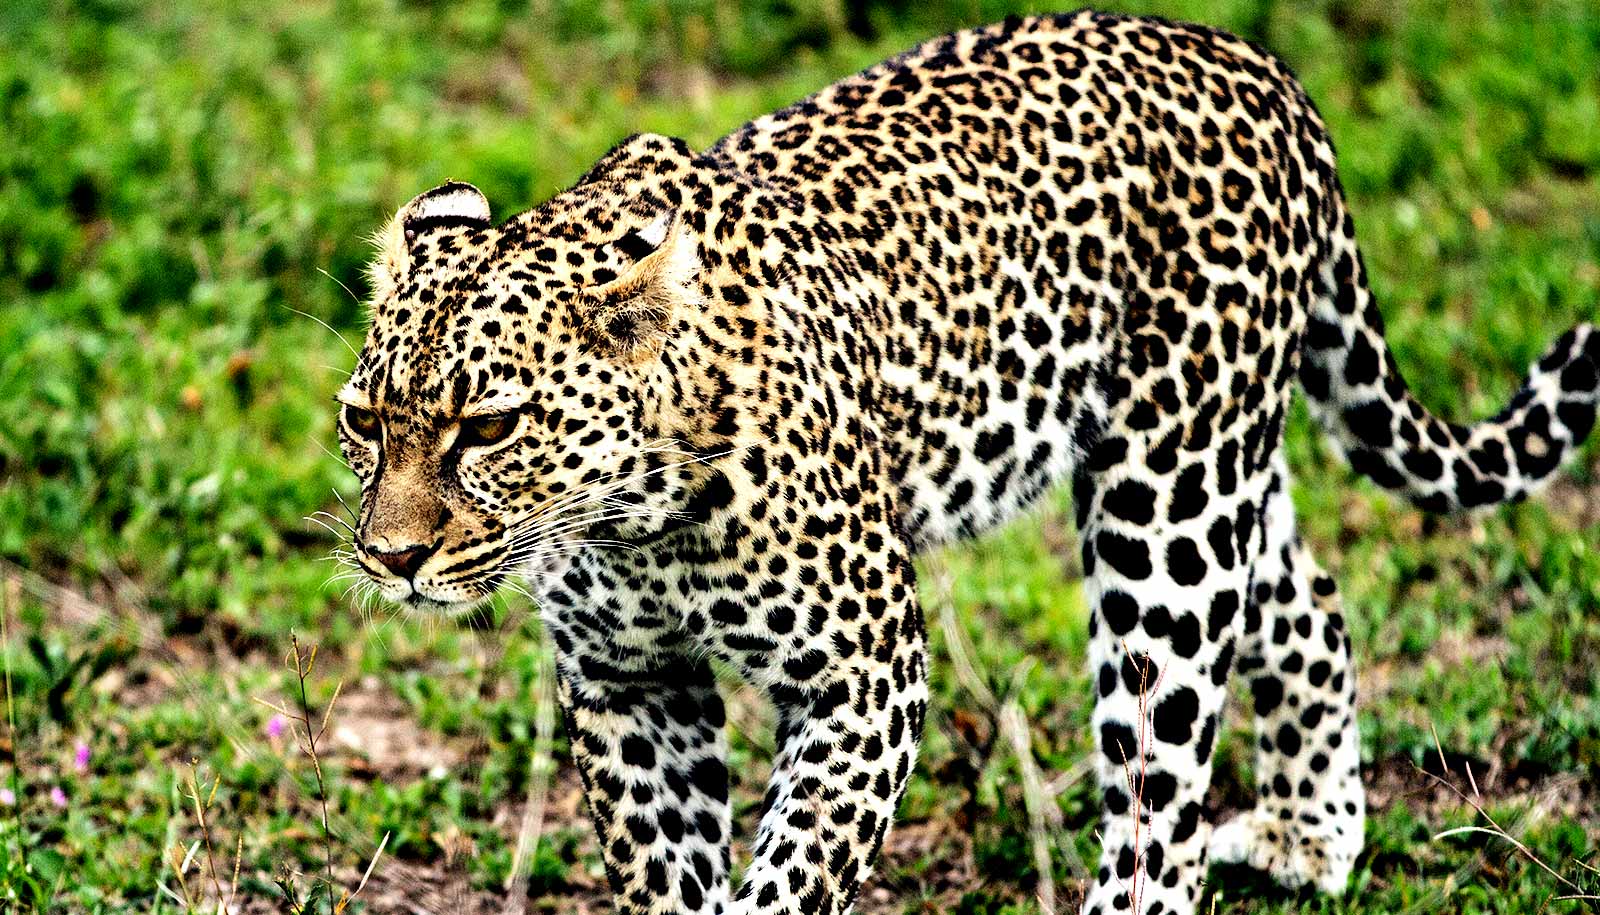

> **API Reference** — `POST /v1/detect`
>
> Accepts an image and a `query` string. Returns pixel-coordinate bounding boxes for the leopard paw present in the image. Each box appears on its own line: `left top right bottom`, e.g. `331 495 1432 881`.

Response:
1208 808 1361 895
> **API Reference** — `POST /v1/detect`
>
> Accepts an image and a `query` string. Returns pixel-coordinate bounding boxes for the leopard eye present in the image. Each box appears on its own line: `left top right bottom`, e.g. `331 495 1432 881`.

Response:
343 404 381 441
459 412 520 449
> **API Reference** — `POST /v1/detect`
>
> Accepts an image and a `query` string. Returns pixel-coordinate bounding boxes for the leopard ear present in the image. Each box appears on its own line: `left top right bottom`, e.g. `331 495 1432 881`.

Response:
368 182 491 305
582 210 701 361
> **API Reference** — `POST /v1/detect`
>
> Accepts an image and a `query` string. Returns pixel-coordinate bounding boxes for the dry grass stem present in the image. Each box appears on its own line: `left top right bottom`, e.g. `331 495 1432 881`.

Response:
1424 722 1599 904
185 762 231 912
162 840 202 910
1001 699 1056 915
927 553 1090 905
288 631 341 895
338 830 393 914
503 628 558 914
1 575 21 870
930 559 998 712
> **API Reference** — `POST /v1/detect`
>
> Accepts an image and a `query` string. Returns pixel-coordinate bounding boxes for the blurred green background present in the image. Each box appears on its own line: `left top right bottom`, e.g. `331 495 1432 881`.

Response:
1 0 1598 912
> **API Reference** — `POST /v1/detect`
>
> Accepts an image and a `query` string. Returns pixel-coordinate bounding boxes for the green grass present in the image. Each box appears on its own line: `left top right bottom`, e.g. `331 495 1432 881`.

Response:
2 0 1599 912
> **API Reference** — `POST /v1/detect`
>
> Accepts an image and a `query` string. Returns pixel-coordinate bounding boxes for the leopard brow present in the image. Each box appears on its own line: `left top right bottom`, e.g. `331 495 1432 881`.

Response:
460 399 530 420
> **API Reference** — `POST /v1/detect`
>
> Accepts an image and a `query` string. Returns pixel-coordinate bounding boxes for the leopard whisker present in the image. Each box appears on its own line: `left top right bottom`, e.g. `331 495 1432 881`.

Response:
311 509 358 536
283 299 359 358
305 513 354 543
314 439 355 473
330 487 361 526
503 512 672 554
499 437 759 535
507 507 675 545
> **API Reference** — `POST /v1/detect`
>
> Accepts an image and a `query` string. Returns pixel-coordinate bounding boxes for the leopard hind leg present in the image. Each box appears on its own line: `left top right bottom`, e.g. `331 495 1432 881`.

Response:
1208 456 1364 894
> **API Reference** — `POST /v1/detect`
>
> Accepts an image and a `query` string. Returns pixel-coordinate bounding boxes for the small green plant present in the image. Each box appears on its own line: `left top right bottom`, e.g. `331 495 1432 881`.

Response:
22 634 134 727
256 633 390 915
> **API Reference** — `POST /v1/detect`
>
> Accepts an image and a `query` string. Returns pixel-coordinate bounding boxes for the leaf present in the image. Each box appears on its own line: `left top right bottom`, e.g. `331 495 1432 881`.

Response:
28 847 66 884
86 638 136 680
26 633 54 675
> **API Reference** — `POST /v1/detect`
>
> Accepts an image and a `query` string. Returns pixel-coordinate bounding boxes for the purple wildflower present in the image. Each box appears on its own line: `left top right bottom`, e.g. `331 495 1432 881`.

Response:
74 742 90 774
50 786 67 809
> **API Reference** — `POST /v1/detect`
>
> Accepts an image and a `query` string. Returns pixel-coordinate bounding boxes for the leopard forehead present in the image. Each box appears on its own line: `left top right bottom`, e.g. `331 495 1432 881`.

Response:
347 187 680 418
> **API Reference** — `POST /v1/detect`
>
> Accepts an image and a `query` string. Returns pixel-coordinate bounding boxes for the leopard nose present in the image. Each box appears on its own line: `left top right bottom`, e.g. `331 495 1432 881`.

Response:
368 542 435 580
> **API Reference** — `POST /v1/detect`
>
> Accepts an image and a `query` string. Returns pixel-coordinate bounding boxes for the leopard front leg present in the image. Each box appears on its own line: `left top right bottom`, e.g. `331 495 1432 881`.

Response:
552 645 734 914
725 540 929 915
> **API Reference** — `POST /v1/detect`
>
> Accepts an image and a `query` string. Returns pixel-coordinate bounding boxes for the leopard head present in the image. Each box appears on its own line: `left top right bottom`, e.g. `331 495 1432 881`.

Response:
335 139 709 615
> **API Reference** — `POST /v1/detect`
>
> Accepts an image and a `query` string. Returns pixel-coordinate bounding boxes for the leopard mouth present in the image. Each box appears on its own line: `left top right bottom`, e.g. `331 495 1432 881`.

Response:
400 561 552 616
356 542 575 619
400 593 473 615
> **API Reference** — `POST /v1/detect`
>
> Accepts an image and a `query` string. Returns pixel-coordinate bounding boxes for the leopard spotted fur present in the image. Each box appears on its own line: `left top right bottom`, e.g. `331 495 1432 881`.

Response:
335 11 1599 914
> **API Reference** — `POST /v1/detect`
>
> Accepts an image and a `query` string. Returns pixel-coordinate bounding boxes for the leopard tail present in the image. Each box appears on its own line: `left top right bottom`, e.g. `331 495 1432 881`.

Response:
1298 196 1598 512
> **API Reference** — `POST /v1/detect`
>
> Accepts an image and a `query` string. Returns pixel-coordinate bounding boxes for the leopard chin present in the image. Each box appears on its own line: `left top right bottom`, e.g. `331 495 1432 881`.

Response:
367 573 488 617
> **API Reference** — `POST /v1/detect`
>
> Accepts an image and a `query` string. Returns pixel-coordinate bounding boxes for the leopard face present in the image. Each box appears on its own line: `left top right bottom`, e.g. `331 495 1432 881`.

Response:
336 177 701 614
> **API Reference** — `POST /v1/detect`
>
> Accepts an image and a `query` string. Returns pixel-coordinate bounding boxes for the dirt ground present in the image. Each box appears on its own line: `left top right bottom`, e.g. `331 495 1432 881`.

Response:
231 670 1595 915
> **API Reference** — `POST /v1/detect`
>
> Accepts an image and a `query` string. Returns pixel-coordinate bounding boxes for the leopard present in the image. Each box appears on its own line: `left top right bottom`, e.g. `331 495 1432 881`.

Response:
332 10 1599 915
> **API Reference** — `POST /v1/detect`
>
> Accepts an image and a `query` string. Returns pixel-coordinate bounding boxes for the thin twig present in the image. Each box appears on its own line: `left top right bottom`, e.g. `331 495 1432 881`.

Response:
1106 640 1164 915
